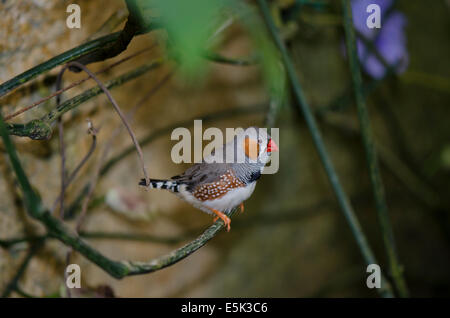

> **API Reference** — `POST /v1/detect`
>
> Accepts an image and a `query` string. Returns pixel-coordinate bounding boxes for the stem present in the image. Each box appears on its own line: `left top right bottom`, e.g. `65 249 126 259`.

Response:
56 68 66 219
341 0 408 297
0 2 161 100
124 209 240 276
4 46 153 122
6 60 164 140
66 61 149 186
257 0 394 298
0 32 121 98
1 238 45 297
51 121 98 214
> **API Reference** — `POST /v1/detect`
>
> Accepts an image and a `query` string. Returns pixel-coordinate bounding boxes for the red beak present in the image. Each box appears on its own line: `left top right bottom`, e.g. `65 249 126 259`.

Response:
267 139 278 153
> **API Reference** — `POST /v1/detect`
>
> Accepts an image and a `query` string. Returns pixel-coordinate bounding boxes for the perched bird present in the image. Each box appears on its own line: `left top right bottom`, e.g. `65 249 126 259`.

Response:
139 127 278 231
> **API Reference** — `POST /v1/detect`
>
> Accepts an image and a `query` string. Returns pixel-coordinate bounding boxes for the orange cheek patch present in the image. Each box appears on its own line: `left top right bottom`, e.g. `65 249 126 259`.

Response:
244 137 260 160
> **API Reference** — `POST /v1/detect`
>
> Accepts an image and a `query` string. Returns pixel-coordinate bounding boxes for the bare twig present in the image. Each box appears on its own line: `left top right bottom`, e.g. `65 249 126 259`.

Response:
56 69 66 219
51 121 98 215
68 122 99 190
1 238 45 297
0 32 122 99
76 126 103 233
64 69 174 230
57 121 66 219
63 120 98 298
76 70 175 225
63 61 149 186
3 47 153 122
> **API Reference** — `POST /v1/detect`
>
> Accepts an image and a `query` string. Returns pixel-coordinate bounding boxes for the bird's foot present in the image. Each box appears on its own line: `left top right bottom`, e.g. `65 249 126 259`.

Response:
211 209 231 232
240 202 244 214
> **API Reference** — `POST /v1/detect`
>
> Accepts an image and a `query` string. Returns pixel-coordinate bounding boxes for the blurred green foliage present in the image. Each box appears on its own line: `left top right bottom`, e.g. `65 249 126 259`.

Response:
145 0 286 107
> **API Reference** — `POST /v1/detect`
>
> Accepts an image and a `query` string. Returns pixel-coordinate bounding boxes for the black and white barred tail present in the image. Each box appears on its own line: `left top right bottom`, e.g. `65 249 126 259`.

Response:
139 179 180 193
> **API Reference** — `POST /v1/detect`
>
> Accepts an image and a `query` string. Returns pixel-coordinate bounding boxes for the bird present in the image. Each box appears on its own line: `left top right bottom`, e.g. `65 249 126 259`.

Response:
139 127 278 231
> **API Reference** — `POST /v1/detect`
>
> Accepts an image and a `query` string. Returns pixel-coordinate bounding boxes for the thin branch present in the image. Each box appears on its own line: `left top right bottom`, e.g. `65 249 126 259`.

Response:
1 238 45 297
57 119 66 219
124 209 240 276
0 32 121 98
3 47 154 122
6 59 164 139
65 61 149 186
60 69 174 222
257 0 394 298
68 69 175 223
54 67 99 222
341 0 408 297
0 7 160 99
76 125 103 234
56 69 66 219
0 235 47 248
51 120 98 214
67 123 98 190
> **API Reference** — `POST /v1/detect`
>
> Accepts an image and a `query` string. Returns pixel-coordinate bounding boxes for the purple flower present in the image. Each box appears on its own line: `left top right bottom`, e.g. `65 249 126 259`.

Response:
350 0 409 79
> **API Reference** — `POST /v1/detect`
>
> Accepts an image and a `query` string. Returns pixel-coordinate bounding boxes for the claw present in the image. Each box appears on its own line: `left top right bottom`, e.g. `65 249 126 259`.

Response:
210 209 231 232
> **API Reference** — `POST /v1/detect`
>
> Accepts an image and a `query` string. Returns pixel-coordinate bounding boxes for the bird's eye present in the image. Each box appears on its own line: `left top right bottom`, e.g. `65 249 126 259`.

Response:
258 138 262 144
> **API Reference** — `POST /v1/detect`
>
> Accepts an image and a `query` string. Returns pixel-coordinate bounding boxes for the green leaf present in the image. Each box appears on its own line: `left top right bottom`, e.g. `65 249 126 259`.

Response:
147 0 223 76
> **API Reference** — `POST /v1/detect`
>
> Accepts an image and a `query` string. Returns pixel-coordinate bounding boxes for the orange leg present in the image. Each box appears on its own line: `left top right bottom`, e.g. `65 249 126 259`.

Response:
210 208 231 232
240 202 244 214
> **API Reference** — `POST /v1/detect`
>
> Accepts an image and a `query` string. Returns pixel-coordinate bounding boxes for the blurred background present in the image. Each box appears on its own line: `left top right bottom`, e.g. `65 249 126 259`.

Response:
0 0 449 297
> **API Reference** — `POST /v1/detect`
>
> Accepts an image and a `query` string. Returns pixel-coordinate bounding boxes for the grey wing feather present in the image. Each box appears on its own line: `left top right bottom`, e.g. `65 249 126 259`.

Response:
171 163 231 191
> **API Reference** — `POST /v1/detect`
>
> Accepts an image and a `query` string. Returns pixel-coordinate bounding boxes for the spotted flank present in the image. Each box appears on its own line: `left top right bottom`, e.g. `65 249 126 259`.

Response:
193 170 245 201
139 178 180 193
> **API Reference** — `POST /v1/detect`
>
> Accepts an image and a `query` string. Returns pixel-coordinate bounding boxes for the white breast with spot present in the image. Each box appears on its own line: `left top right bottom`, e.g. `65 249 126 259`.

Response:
179 182 257 214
